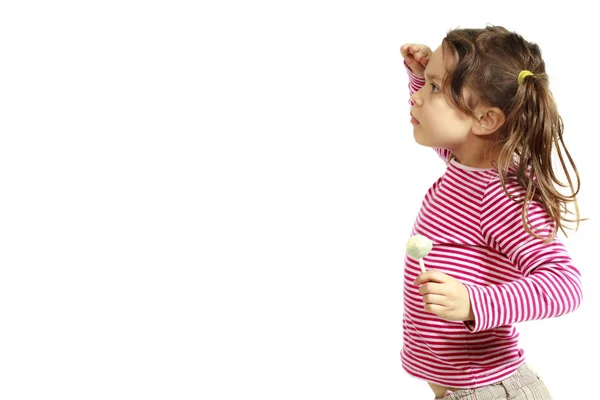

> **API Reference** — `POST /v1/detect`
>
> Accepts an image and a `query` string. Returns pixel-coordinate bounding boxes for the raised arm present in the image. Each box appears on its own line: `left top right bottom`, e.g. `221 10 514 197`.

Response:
400 43 430 105
405 60 425 107
400 44 451 162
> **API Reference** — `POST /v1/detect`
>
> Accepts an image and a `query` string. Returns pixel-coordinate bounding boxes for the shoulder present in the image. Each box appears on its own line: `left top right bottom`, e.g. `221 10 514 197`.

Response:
481 172 524 206
480 171 553 230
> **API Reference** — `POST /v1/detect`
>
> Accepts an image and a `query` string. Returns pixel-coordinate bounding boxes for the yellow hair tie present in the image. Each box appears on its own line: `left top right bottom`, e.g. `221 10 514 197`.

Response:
518 70 534 85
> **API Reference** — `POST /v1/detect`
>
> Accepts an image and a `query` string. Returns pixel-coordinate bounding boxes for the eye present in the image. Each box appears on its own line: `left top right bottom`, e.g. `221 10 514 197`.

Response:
430 83 440 93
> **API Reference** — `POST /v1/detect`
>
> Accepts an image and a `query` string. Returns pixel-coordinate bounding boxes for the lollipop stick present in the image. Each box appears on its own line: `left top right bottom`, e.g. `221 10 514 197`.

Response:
419 259 426 274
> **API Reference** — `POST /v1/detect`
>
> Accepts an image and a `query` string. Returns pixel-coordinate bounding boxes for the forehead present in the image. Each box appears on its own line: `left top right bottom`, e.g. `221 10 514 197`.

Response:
426 45 454 77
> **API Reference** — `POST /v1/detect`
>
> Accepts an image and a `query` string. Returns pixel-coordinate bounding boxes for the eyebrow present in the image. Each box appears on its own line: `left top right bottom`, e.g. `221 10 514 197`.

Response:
425 72 443 82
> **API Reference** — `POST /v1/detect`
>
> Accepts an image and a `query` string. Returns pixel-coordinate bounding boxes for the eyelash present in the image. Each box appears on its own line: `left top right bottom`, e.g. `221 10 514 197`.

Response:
430 83 440 93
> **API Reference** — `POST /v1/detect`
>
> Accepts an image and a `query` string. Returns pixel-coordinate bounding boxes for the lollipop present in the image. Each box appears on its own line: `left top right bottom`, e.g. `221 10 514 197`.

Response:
406 234 433 273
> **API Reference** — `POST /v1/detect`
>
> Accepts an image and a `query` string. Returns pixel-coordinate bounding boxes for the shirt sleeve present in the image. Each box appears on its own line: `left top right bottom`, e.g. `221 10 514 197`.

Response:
405 59 424 107
403 60 451 163
463 179 583 333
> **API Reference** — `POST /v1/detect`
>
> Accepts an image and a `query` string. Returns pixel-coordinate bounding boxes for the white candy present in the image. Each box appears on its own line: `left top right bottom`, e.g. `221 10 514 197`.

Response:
406 234 433 273
406 235 433 258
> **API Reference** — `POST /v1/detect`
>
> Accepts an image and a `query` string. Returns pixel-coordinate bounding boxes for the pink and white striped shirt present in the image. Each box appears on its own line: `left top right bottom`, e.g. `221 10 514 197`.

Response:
401 61 583 388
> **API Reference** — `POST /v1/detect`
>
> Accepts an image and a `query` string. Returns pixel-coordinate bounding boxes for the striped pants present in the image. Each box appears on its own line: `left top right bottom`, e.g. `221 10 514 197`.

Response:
435 364 552 400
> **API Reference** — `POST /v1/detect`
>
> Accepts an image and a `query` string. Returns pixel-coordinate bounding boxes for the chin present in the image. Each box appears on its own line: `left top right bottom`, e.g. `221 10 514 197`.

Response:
412 130 428 146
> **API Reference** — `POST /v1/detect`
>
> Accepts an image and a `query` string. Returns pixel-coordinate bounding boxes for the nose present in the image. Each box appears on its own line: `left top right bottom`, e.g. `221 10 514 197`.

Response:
411 88 423 106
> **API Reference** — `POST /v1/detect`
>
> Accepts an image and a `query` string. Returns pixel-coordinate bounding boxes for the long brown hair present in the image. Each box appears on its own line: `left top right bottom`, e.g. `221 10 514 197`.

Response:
440 25 585 244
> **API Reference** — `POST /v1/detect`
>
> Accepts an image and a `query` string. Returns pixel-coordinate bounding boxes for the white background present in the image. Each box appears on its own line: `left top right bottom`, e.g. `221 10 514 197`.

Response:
1 0 597 399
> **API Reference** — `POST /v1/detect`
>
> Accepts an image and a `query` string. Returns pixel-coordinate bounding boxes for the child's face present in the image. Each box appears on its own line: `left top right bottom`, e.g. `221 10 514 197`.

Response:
410 45 476 151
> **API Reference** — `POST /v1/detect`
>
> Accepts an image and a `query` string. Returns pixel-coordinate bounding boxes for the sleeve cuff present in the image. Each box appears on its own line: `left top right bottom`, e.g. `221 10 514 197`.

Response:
463 284 486 333
404 60 425 83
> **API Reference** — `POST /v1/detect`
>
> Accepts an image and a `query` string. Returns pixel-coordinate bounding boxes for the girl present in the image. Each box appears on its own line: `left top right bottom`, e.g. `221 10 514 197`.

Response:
399 25 584 400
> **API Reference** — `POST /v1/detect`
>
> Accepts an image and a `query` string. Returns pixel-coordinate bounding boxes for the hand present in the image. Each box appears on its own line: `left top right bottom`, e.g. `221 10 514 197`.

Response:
414 270 474 322
400 43 432 79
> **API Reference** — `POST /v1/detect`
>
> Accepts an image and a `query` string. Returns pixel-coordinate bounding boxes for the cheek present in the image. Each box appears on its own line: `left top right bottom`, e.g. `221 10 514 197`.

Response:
430 101 469 125
425 106 452 126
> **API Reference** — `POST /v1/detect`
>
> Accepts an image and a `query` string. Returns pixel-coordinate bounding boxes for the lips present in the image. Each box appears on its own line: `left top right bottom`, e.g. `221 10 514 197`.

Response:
410 112 420 124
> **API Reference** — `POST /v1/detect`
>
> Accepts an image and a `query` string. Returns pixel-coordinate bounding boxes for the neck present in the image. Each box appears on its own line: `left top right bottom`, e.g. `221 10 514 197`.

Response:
452 141 501 169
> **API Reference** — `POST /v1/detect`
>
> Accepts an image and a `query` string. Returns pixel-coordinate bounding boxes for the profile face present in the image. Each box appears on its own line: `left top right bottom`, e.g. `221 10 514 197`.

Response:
410 45 474 151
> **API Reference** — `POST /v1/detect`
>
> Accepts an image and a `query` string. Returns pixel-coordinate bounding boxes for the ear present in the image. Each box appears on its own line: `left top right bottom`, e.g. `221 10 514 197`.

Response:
472 106 505 136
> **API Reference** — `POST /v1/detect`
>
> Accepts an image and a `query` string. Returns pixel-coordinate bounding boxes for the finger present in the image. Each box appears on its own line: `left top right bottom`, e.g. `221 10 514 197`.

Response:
419 46 432 56
404 44 420 56
418 282 446 295
424 303 446 316
423 293 446 305
400 44 415 57
414 270 447 286
414 50 429 63
404 55 420 69
402 45 419 59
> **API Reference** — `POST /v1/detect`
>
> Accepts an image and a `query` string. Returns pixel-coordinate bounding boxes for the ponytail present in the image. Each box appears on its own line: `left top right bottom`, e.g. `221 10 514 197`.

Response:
496 72 583 244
